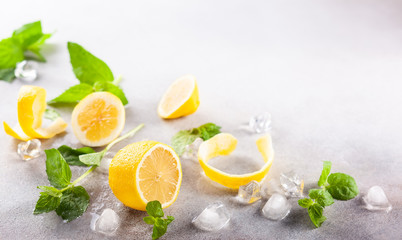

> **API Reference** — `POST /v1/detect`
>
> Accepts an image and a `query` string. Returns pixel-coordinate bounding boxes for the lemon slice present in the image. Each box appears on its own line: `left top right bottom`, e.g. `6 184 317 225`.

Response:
157 75 200 119
198 133 274 189
3 86 67 140
109 141 182 211
71 92 125 147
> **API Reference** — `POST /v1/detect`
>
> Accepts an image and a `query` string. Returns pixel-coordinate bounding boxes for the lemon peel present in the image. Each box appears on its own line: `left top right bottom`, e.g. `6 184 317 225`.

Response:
198 133 274 189
3 86 67 140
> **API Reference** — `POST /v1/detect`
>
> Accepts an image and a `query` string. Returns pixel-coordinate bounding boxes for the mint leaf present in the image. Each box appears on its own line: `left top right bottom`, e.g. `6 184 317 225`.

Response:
93 81 128 105
48 83 94 105
0 68 15 82
171 130 198 155
308 203 326 228
143 216 155 225
152 218 168 240
0 38 24 69
26 33 52 62
58 145 96 166
12 21 43 48
327 173 359 200
166 216 174 225
55 186 90 222
318 161 331 187
34 192 61 215
308 189 334 207
198 123 221 140
68 42 114 85
37 186 62 198
298 198 314 208
44 108 60 121
45 149 72 189
171 123 222 155
146 200 164 218
79 152 104 166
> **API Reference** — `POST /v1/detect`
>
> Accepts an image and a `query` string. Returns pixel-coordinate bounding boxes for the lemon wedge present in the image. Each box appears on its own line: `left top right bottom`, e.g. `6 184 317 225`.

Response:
3 86 67 140
198 133 274 189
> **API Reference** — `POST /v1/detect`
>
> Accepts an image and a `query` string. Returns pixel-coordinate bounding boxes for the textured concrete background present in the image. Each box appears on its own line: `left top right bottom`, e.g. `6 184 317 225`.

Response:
0 0 401 239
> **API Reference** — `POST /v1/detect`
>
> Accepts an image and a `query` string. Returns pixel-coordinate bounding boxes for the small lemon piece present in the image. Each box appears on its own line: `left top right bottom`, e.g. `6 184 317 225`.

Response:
109 141 182 211
157 75 200 119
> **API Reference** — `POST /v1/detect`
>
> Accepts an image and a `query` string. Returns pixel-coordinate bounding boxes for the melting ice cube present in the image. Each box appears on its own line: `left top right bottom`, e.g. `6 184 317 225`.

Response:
237 180 261 204
280 171 304 197
249 112 272 133
96 152 115 175
17 139 41 160
363 186 392 213
15 60 37 82
181 138 203 161
94 208 120 235
192 202 230 231
262 193 291 220
261 179 285 199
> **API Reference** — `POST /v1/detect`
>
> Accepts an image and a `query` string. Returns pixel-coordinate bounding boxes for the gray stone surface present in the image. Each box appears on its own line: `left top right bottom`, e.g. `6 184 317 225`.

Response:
0 0 401 239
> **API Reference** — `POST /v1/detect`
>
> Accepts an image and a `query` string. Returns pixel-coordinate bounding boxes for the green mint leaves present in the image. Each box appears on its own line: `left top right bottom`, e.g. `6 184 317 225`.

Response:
34 124 144 221
171 123 221 155
0 21 52 82
48 42 128 106
143 201 174 240
298 161 359 228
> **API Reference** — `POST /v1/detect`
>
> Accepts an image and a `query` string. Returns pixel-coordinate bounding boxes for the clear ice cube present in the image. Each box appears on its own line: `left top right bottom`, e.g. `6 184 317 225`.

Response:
192 202 230 231
237 180 261 204
249 112 272 133
262 193 291 220
96 152 115 175
363 186 392 213
181 138 203 161
17 139 41 160
261 179 285 199
280 171 304 197
15 60 37 82
94 208 120 235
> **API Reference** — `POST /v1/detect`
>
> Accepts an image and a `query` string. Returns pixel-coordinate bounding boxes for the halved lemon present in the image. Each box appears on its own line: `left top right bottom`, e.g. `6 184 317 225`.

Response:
3 85 67 140
157 75 200 119
109 141 182 211
198 133 274 189
71 92 125 147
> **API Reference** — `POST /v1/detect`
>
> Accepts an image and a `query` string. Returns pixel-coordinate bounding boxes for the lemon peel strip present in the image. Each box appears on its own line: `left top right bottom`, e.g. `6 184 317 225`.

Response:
3 86 67 140
198 133 274 189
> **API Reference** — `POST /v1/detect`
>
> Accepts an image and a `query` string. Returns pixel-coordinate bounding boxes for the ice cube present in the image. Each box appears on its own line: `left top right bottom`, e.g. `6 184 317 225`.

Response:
237 180 261 204
181 138 203 161
17 139 41 160
363 186 392 213
280 171 304 197
192 202 230 231
94 208 120 235
96 152 115 175
261 179 285 199
262 193 291 220
15 60 37 82
249 112 272 133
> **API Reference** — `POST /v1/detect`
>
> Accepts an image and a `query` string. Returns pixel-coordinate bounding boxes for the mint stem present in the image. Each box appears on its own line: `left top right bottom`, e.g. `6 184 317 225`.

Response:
113 75 122 85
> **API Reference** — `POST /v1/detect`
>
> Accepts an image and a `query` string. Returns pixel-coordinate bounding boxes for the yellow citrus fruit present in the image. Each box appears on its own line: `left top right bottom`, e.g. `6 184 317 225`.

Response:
198 133 274 189
109 141 182 211
157 75 200 119
71 92 125 147
3 85 67 140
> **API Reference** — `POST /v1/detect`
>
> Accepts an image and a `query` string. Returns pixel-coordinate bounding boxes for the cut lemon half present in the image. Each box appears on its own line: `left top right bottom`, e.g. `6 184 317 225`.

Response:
3 85 67 141
198 133 274 189
109 141 182 211
71 92 125 147
157 75 200 119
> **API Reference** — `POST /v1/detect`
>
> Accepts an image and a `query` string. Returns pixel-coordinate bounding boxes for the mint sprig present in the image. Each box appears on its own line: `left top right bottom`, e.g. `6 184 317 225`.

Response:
298 161 359 227
48 42 128 106
143 201 174 240
33 124 144 221
171 123 221 155
0 21 52 82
